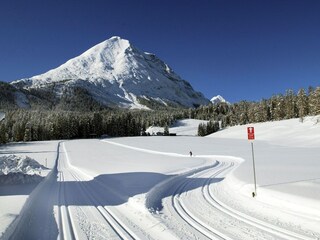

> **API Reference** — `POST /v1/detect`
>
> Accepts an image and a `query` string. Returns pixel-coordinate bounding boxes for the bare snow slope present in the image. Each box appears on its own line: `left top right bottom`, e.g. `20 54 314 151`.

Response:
208 116 320 217
210 115 320 147
12 36 209 109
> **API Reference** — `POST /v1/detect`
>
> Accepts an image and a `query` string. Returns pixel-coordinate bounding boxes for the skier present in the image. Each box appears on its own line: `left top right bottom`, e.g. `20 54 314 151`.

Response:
189 151 193 157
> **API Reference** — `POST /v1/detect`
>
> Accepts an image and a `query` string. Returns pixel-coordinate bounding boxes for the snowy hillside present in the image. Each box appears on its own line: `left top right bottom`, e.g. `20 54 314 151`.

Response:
210 115 320 147
1 117 319 239
12 36 209 109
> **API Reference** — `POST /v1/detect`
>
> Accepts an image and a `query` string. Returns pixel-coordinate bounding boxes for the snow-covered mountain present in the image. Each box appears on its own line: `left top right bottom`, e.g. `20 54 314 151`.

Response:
210 95 229 105
12 36 209 109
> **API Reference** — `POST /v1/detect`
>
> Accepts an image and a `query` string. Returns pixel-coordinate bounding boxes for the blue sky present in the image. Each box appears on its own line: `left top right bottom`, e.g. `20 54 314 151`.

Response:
1 0 320 103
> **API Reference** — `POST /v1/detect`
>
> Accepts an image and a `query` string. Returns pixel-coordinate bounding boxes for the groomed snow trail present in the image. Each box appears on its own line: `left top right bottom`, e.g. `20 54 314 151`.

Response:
103 140 319 240
157 160 318 240
57 143 139 240
5 142 140 240
4 139 319 239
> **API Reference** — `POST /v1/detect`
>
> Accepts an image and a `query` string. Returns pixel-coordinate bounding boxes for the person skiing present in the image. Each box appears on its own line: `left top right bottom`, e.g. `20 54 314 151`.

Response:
189 151 193 157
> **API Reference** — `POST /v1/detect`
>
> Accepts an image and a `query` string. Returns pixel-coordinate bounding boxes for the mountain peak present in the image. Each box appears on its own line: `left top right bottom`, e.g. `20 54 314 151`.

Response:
12 37 209 109
109 36 122 40
102 36 132 50
210 95 228 105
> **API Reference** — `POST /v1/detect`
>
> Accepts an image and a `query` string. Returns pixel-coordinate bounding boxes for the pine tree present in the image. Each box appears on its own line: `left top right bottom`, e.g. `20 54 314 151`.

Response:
309 87 320 116
284 89 297 119
297 88 308 121
198 123 206 136
24 122 32 142
273 95 285 120
12 122 24 142
164 125 169 136
0 123 7 143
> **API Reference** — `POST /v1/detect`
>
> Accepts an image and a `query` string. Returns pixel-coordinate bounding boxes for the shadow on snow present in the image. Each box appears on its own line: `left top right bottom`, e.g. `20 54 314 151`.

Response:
60 172 224 209
4 168 223 240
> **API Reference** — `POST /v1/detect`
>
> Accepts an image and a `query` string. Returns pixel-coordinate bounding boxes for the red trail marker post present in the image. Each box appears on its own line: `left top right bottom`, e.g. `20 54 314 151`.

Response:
247 127 257 197
247 127 255 140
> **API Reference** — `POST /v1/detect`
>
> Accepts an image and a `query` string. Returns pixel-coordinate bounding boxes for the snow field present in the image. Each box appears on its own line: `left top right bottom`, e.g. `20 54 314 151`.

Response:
0 117 319 239
146 119 209 136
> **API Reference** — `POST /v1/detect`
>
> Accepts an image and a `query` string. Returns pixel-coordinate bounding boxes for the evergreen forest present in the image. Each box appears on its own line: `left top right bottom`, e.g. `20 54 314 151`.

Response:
0 86 319 143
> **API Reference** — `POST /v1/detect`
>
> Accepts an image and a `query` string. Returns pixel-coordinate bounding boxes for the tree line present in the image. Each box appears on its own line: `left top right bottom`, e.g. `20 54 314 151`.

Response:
0 86 319 142
0 109 188 143
192 87 320 130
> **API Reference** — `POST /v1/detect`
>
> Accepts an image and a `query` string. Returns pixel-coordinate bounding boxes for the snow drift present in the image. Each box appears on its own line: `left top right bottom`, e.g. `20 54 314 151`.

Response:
0 155 47 185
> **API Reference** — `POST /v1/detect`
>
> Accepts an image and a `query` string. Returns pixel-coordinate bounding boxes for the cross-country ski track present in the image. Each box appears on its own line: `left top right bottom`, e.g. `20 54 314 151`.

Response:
2 131 320 239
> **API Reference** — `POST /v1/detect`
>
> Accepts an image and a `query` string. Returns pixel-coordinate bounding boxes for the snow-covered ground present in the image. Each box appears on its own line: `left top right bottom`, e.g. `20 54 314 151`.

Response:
0 141 59 237
0 117 319 239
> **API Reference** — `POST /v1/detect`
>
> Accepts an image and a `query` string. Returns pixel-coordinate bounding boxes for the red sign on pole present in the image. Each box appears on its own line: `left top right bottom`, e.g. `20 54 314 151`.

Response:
247 127 255 140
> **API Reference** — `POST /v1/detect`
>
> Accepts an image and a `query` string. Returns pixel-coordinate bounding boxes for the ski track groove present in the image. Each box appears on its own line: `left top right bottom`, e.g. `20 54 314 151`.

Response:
61 142 138 240
202 163 316 240
58 152 76 240
171 161 231 240
172 160 314 240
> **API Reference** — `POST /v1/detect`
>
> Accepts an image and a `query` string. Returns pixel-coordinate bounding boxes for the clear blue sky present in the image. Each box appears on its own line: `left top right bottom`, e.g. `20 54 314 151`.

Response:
1 0 320 103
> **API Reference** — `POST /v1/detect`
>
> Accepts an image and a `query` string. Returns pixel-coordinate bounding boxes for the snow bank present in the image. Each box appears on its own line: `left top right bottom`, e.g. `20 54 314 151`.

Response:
0 155 46 175
0 155 47 185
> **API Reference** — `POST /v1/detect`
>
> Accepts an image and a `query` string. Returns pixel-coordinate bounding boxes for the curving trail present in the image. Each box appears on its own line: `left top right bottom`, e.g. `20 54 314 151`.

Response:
158 159 318 240
170 162 233 240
